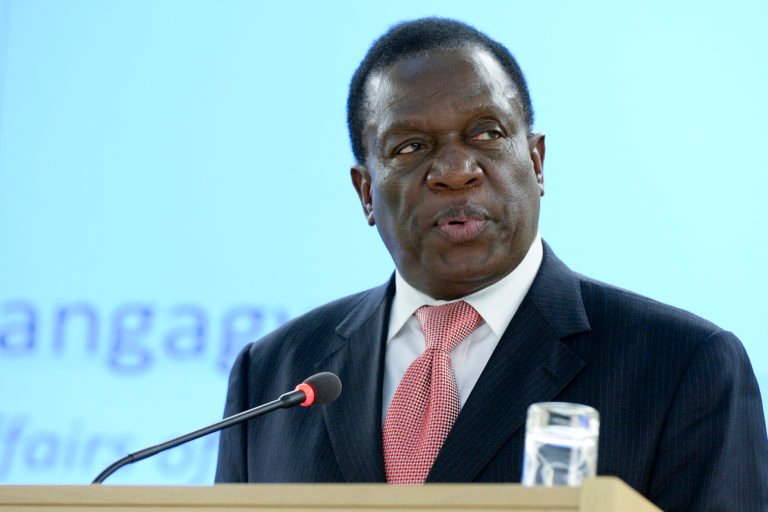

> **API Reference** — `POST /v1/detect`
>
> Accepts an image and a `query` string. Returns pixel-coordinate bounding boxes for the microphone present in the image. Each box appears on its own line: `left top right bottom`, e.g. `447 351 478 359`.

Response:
92 371 342 484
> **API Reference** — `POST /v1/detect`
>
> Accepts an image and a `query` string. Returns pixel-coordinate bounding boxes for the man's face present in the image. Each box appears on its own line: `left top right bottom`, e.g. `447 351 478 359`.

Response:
351 46 545 300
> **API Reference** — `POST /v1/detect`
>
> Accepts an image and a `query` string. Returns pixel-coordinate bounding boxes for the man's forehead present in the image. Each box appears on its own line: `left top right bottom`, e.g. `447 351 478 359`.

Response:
363 46 522 129
371 46 513 89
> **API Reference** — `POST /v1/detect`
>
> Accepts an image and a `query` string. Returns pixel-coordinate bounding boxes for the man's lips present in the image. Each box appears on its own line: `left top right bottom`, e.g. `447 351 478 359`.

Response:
434 207 488 243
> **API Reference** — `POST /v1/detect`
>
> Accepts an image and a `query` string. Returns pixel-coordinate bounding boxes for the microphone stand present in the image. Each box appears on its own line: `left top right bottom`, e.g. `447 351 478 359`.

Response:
92 390 305 484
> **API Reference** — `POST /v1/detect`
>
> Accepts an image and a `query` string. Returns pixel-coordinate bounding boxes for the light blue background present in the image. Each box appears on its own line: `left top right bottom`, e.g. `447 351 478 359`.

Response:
1 0 766 484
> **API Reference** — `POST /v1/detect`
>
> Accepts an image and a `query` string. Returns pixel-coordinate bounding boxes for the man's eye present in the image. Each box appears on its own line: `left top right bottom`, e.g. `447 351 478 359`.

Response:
397 142 423 155
471 130 502 141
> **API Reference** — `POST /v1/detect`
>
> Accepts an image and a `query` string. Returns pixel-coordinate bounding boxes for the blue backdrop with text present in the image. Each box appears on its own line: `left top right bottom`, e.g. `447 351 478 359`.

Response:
1 0 766 484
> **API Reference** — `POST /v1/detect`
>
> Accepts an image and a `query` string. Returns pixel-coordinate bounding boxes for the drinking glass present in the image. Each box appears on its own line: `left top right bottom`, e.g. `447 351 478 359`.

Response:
521 402 599 487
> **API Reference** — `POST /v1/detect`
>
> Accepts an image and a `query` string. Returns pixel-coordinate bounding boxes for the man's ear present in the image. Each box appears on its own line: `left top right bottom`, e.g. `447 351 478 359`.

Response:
351 164 375 226
529 133 545 197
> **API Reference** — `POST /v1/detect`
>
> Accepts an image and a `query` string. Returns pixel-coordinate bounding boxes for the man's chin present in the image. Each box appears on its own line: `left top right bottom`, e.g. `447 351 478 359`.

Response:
414 261 509 300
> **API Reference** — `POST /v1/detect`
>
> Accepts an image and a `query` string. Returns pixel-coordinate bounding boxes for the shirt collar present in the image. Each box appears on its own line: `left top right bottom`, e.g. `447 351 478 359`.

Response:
387 233 544 341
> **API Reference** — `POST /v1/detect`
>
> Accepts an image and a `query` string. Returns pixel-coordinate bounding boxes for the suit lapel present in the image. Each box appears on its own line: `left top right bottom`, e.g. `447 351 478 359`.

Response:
428 243 591 482
315 280 393 482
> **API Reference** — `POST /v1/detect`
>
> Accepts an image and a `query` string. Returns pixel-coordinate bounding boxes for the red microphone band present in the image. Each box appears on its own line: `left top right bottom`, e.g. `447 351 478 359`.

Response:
295 382 315 406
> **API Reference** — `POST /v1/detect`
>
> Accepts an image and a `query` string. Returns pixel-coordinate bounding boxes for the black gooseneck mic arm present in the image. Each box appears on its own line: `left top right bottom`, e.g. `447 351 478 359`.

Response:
91 371 342 484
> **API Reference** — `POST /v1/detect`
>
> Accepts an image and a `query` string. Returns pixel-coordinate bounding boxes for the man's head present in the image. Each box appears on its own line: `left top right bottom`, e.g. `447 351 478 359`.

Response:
349 18 545 300
347 18 534 165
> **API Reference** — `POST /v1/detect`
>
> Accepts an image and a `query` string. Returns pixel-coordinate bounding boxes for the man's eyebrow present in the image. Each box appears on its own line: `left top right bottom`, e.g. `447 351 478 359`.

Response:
379 119 427 138
379 107 509 139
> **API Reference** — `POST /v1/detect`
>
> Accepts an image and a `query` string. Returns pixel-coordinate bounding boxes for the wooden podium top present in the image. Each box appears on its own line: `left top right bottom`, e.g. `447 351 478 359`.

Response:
0 476 660 512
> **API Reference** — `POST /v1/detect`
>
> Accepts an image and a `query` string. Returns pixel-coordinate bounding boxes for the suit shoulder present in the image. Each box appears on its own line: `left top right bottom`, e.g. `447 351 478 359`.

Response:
575 273 725 343
236 284 388 368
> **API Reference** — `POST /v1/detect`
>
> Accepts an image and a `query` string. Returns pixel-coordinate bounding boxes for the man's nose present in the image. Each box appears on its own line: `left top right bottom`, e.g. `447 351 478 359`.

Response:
426 143 484 191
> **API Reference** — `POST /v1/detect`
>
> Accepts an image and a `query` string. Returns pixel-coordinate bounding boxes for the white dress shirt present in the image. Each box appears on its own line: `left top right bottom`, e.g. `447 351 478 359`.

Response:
382 234 543 423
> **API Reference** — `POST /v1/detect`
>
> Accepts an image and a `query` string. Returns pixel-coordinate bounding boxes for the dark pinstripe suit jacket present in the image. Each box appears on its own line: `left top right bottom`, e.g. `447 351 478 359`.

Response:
215 243 768 511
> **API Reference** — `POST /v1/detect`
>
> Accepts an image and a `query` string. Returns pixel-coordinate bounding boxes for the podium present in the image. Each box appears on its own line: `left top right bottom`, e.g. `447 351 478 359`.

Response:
0 477 659 511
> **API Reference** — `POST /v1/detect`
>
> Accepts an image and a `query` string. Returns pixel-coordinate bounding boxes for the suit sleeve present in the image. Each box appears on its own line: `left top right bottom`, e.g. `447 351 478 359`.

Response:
214 345 251 482
648 330 768 511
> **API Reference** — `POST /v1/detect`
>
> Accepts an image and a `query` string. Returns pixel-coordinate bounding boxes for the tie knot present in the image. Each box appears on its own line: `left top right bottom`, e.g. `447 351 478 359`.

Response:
415 301 483 353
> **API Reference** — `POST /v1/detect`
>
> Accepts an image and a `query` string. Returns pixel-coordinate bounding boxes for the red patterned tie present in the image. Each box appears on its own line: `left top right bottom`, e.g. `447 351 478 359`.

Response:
382 300 483 484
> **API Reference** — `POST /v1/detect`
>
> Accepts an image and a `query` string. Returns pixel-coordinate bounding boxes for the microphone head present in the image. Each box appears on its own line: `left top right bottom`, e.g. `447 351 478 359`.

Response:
299 372 342 406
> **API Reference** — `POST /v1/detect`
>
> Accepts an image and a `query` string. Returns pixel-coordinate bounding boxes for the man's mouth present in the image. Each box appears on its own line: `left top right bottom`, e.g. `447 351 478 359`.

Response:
434 208 488 243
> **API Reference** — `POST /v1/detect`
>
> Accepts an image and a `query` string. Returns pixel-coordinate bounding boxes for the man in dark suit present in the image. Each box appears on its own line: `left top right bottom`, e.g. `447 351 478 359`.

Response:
215 18 768 511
